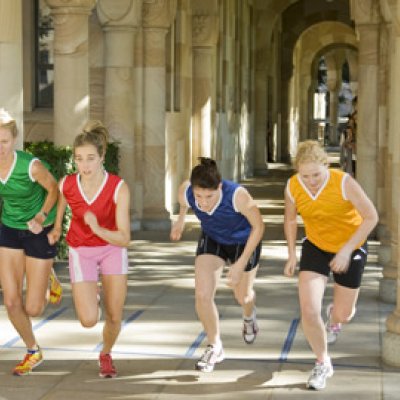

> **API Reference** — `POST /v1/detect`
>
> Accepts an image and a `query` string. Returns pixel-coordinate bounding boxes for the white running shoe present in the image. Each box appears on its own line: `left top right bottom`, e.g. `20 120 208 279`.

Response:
243 316 259 344
306 360 334 390
325 303 342 344
195 345 224 372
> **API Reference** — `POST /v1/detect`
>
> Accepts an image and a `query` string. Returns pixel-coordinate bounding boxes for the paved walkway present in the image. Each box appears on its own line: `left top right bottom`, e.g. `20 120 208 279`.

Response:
0 166 399 399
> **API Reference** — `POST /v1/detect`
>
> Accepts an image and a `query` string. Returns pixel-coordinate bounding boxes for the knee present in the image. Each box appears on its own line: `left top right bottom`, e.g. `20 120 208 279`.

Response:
4 298 23 315
104 311 122 326
79 315 98 328
301 306 321 325
25 302 45 317
332 307 356 324
195 290 213 307
234 290 254 307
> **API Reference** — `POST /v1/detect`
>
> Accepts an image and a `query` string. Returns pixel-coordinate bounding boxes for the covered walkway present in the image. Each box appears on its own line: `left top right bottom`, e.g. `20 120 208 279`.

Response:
0 165 398 399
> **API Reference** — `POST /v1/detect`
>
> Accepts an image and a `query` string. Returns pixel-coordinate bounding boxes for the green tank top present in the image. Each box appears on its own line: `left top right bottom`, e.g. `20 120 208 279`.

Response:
0 150 56 229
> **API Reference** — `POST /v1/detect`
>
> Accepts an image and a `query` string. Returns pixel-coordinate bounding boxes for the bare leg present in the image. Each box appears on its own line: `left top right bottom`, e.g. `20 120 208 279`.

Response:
233 265 259 318
101 274 127 354
330 283 360 324
194 254 224 345
72 281 99 327
298 271 329 362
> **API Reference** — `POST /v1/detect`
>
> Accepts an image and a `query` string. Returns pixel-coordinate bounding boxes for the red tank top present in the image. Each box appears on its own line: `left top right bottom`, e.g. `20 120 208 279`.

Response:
61 172 123 247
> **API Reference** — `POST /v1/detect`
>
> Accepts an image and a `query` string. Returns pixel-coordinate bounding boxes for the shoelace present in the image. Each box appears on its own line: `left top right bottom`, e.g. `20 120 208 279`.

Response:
244 320 255 334
200 346 217 364
100 355 114 371
311 364 329 378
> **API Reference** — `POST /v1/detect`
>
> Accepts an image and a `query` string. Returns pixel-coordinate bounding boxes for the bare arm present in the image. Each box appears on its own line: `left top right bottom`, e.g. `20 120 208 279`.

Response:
84 182 131 247
28 160 59 233
283 188 298 277
47 183 68 245
227 188 264 286
330 175 378 273
170 181 190 241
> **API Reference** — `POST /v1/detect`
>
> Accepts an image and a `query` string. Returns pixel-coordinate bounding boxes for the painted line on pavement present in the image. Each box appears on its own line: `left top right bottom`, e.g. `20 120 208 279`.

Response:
279 317 300 362
1 306 69 349
185 331 207 358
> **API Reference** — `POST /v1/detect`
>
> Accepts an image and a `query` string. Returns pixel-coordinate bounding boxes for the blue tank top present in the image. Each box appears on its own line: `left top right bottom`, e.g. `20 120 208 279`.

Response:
185 180 251 245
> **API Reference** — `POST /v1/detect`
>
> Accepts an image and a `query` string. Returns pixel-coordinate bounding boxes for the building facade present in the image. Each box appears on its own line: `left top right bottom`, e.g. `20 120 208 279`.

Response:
1 0 400 365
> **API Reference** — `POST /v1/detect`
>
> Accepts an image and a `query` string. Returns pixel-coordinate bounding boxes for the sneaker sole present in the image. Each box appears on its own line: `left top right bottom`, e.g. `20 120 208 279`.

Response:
13 358 44 376
195 354 224 372
99 372 117 378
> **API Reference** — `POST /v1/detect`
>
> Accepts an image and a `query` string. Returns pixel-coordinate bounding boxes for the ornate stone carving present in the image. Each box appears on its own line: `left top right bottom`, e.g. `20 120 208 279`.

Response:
192 15 218 47
45 0 96 13
97 0 142 27
352 0 380 25
142 0 177 28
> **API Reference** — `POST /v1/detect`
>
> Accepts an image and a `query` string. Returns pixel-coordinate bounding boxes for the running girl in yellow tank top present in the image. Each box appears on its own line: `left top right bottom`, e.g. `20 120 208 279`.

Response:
284 140 378 391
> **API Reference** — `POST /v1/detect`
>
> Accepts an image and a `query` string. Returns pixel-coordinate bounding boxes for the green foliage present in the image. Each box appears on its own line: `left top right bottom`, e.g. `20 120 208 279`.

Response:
24 140 120 259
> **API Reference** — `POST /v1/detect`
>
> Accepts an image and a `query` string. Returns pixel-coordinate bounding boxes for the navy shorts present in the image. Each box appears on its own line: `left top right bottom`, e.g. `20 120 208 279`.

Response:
299 238 367 289
196 232 262 272
0 224 57 259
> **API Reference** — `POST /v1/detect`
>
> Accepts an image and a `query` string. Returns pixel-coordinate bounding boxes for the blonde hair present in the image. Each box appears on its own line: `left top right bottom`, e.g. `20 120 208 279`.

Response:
294 140 328 170
73 120 109 157
0 108 17 137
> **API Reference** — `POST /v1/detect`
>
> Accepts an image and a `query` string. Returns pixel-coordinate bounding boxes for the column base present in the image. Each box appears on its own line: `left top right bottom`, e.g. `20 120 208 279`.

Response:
379 278 397 304
141 218 171 231
383 331 400 367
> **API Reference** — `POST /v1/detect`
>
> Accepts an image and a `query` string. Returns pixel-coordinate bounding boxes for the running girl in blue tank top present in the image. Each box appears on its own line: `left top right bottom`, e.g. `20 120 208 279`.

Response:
170 157 264 372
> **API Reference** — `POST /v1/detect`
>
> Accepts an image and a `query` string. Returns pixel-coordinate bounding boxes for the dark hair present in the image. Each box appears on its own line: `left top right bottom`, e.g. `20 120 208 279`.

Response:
190 157 221 189
73 120 109 157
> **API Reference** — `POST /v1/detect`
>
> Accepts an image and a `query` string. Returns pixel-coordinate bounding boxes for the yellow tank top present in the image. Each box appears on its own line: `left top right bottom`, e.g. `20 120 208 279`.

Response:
287 168 363 253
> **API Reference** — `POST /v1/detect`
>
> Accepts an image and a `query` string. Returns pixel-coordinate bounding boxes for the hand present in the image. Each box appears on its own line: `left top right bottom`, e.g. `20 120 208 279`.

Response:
27 216 44 234
226 261 245 287
170 221 184 241
284 257 297 277
47 227 61 245
83 211 99 233
329 247 352 274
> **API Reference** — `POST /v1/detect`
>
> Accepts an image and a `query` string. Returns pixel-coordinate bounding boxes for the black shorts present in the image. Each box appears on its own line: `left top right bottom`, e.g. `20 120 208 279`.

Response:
196 232 261 272
0 224 57 259
299 238 367 289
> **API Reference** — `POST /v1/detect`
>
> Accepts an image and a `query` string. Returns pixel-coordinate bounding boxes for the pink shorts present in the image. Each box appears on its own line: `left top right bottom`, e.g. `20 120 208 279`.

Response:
68 244 128 283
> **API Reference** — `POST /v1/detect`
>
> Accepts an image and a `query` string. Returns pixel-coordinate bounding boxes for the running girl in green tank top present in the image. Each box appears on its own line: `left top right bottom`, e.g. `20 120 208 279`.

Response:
0 109 62 376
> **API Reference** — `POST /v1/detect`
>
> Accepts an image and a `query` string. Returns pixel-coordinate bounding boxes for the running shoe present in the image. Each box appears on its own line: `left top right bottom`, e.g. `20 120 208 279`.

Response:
99 353 117 378
243 316 259 344
13 348 43 376
49 268 63 305
325 303 342 344
195 345 224 372
306 359 334 390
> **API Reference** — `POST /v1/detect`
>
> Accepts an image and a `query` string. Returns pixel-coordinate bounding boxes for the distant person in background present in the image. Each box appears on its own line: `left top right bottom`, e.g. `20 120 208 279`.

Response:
343 96 357 176
0 109 61 376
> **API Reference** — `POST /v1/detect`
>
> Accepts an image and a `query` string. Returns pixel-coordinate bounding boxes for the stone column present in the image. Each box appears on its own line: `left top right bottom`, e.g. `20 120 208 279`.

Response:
0 0 23 149
141 0 176 230
353 1 379 200
378 3 395 303
192 12 219 165
97 0 141 223
383 0 400 366
45 0 96 146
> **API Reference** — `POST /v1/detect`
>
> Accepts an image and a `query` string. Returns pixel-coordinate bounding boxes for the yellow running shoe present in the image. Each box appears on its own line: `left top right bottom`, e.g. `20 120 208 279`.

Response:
49 268 62 305
13 348 43 376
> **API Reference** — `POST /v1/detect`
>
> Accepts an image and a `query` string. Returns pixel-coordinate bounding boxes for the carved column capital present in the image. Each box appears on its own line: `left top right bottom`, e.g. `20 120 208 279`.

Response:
97 0 142 29
351 0 381 25
192 15 219 47
45 0 96 15
142 0 177 29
